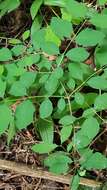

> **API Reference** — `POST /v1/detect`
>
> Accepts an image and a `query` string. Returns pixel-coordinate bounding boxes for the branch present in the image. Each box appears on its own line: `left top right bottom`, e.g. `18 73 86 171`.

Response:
0 159 101 188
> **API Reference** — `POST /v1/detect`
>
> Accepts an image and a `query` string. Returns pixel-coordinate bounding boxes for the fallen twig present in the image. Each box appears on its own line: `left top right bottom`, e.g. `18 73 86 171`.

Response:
0 159 102 188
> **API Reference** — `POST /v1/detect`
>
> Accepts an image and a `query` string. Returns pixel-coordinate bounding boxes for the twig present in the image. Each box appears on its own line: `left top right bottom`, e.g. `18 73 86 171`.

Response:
0 159 102 188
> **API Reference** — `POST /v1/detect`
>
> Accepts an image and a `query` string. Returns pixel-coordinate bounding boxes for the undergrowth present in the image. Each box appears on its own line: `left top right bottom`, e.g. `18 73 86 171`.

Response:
0 0 107 189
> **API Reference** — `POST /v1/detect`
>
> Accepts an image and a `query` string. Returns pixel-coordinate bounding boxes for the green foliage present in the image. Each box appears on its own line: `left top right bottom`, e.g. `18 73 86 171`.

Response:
44 151 72 174
15 100 35 130
1 0 107 189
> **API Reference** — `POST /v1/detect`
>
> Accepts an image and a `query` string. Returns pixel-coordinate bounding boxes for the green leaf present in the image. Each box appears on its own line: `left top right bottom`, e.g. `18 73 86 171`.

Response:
60 125 72 143
90 14 107 28
51 17 73 39
31 16 42 36
7 117 16 145
44 151 72 174
9 81 27 96
57 98 66 111
41 41 59 55
0 65 4 75
15 100 35 130
68 62 83 81
74 117 99 149
83 152 107 169
0 48 12 61
95 44 107 66
45 75 58 95
40 99 53 119
66 47 89 62
94 93 107 111
32 142 57 154
22 30 30 41
76 28 105 46
74 92 84 105
0 78 6 98
87 76 107 90
11 45 26 57
70 174 80 190
37 119 54 143
45 26 61 46
98 0 107 5
0 104 12 134
9 38 22 45
44 0 66 7
66 0 87 19
30 0 43 20
67 78 75 90
82 108 95 118
59 115 76 126
19 72 36 88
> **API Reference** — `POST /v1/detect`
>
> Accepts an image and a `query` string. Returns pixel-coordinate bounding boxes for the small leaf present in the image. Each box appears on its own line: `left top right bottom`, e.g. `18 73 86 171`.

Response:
57 98 66 111
76 28 105 46
82 108 95 118
74 92 84 105
22 30 30 41
67 78 75 90
66 47 89 62
94 93 107 111
59 115 76 126
32 142 57 154
0 48 12 61
0 78 6 98
37 119 54 143
60 125 72 143
30 0 43 20
9 38 22 45
15 100 35 130
7 117 16 145
44 151 72 174
40 99 53 119
70 174 80 190
0 104 12 134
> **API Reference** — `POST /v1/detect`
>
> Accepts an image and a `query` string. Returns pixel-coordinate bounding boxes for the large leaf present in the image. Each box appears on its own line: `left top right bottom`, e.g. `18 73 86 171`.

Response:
74 117 99 149
44 151 72 174
19 72 36 88
0 48 12 61
37 119 54 143
87 76 107 90
40 99 53 119
51 17 73 39
66 0 87 19
15 100 35 130
76 28 105 46
66 47 89 62
0 104 12 134
83 152 107 169
9 81 27 96
30 0 43 20
90 14 107 28
32 142 57 154
94 93 107 111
